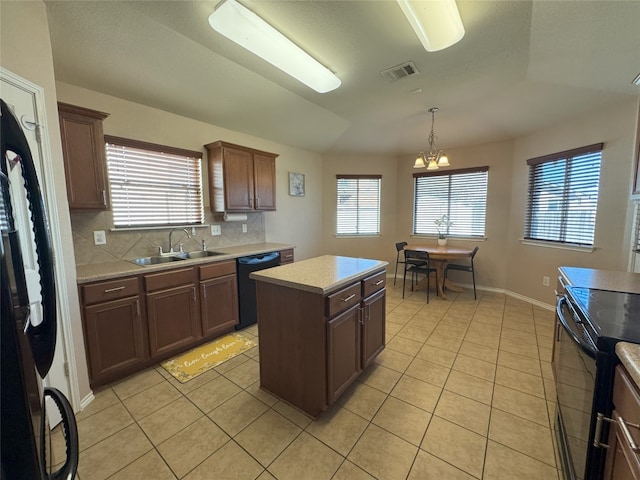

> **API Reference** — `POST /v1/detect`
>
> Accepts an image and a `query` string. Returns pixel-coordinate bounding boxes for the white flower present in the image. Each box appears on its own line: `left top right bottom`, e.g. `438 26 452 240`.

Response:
434 215 453 238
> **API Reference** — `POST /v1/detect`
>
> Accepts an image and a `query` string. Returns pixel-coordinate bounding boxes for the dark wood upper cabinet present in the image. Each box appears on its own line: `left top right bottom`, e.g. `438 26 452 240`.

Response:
204 141 278 212
58 102 110 210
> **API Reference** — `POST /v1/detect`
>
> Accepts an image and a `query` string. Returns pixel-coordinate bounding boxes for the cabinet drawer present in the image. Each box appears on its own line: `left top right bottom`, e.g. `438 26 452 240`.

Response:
362 270 386 298
280 249 294 264
326 283 361 318
144 267 196 292
199 260 236 281
82 277 138 305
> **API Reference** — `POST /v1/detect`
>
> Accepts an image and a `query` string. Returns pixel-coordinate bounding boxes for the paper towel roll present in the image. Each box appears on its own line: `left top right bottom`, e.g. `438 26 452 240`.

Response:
223 212 248 222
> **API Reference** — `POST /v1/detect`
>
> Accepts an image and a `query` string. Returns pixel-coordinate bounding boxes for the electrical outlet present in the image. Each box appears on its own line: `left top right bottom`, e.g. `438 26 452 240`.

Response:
242 224 247 233
211 224 221 236
93 230 107 245
542 276 550 286
191 227 196 236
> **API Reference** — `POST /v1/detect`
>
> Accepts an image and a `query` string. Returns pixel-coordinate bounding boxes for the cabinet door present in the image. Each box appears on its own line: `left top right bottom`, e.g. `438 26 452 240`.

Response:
223 146 254 210
327 304 361 404
58 103 109 210
253 153 276 210
147 285 200 358
604 411 640 480
200 274 239 338
362 289 385 369
83 296 146 384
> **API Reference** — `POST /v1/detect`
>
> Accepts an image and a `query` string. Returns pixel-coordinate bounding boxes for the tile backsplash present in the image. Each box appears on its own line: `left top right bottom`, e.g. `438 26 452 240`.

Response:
70 211 265 265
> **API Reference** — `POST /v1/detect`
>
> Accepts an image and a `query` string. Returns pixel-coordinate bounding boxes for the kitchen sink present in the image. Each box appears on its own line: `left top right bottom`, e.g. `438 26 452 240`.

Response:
185 251 226 259
132 255 186 266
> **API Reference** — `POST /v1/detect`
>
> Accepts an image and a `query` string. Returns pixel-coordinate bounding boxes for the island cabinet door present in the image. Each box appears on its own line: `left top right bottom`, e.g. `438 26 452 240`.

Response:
200 274 239 338
327 304 362 404
362 289 385 369
147 285 200 358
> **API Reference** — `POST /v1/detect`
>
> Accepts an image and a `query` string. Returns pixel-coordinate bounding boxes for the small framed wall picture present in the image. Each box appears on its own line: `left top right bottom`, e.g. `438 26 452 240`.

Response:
289 172 305 197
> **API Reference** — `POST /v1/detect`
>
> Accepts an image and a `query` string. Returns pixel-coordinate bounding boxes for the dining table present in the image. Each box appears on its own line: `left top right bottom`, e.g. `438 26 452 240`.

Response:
404 244 474 299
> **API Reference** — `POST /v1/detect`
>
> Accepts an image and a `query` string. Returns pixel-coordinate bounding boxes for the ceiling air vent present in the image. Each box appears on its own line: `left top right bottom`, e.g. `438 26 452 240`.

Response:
380 62 420 82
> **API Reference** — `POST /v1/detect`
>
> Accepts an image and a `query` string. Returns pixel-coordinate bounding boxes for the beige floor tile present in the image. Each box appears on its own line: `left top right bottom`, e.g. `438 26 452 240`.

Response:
421 416 486 478
246 380 280 406
268 432 344 480
257 471 277 480
407 450 475 480
452 354 496 382
111 368 166 400
483 440 558 479
396 325 432 343
374 348 413 373
108 450 176 480
405 357 450 387
272 400 313 429
332 460 376 480
348 424 418 480
434 324 468 339
495 365 545 398
186 375 243 413
214 352 250 374
165 366 221 395
158 416 230 478
425 333 462 353
77 424 153 480
358 363 402 393
306 404 368 456
390 376 442 413
544 377 557 401
492 385 550 426
208 390 270 436
386 335 424 356
372 396 431 446
434 390 490 436
444 370 494 405
497 350 542 376
338 382 387 420
385 321 403 336
499 337 539 359
501 327 538 345
415 344 457 368
75 388 120 421
539 346 553 362
458 341 498 364
489 409 556 467
224 357 260 388
235 410 301 466
138 396 203 445
122 381 182 420
76 402 134 451
183 440 264 480
463 331 500 348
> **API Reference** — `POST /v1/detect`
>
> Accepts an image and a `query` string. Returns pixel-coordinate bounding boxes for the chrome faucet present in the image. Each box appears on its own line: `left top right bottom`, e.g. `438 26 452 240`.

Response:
168 228 192 253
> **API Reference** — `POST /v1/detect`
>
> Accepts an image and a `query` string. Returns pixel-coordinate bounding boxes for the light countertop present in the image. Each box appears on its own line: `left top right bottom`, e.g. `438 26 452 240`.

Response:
616 342 640 387
559 266 640 294
76 242 294 284
250 255 388 295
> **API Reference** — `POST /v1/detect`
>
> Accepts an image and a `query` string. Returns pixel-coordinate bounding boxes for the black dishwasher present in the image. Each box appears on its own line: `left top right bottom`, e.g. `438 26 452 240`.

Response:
236 251 281 330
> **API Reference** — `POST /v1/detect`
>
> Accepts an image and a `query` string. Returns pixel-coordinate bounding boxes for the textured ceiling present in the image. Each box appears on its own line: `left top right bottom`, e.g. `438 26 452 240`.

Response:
45 0 640 155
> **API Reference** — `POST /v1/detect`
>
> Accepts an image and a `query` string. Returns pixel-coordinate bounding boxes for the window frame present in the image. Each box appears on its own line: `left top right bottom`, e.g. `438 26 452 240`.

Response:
336 174 382 237
105 135 204 229
524 143 603 247
412 166 489 238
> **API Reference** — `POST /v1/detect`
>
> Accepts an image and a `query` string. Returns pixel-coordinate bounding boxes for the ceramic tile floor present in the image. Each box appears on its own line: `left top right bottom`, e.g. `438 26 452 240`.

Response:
53 282 561 480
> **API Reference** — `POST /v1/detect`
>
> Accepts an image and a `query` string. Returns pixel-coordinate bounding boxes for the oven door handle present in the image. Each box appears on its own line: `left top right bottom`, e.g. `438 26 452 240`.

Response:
556 296 597 358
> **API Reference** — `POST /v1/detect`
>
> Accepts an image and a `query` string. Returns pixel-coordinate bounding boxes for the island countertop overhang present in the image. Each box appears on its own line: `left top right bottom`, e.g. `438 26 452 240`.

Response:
250 255 388 295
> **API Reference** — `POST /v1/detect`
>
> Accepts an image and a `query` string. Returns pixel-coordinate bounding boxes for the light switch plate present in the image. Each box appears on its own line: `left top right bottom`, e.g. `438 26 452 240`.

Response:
242 224 247 233
93 230 107 245
211 225 221 236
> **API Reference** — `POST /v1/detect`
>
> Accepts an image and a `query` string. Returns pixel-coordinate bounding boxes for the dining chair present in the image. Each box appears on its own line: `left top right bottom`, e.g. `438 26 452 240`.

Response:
402 250 438 303
393 242 408 285
443 246 479 299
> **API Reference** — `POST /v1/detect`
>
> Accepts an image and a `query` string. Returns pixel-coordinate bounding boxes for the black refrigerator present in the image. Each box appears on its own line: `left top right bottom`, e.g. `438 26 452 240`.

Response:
1 99 78 479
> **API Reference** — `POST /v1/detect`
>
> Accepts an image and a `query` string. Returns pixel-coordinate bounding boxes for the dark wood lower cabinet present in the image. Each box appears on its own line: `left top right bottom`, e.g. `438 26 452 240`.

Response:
200 274 239 338
327 304 361 403
362 288 385 368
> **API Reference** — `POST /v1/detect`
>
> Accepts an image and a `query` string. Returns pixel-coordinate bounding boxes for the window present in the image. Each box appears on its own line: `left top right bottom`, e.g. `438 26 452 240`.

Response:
336 175 381 235
413 167 488 237
105 136 204 228
524 143 603 246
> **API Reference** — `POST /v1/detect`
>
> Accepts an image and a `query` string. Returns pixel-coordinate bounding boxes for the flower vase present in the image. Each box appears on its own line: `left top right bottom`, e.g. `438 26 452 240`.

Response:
437 238 448 246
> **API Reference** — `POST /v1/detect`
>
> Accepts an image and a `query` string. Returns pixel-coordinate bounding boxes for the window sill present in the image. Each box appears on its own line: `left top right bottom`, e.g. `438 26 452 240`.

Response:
335 234 381 238
111 224 208 232
520 239 594 252
410 234 487 242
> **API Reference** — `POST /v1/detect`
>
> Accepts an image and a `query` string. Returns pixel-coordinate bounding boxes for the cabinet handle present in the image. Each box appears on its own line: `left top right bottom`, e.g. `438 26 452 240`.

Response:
104 286 125 293
102 190 107 206
249 197 253 207
374 280 384 286
342 293 356 303
284 254 293 259
618 415 640 453
256 196 260 208
135 299 140 317
359 307 364 324
202 286 206 299
594 412 640 452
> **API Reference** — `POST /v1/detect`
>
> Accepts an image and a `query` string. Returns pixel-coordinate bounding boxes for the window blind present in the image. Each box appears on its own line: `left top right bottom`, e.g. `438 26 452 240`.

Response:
336 175 381 235
633 203 640 253
524 143 603 246
105 136 204 228
413 167 488 237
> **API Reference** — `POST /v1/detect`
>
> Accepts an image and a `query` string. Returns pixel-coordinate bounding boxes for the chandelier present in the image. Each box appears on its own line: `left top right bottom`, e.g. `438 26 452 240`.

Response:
413 107 450 170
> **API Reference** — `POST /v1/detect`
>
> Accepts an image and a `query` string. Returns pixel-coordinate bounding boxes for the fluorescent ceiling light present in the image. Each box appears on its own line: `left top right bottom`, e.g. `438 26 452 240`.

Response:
208 0 341 93
396 0 465 52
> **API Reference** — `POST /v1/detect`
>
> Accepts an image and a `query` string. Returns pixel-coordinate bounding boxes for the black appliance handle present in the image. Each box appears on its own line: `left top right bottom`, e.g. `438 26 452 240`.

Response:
556 296 597 358
0 99 57 378
42 387 78 480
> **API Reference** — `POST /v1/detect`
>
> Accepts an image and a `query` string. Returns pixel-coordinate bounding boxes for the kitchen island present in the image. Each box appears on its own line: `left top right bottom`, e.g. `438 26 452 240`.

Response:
250 255 388 418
